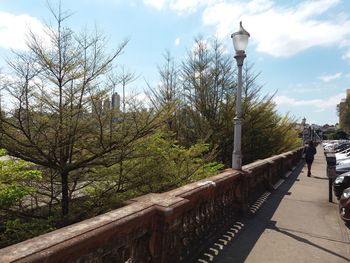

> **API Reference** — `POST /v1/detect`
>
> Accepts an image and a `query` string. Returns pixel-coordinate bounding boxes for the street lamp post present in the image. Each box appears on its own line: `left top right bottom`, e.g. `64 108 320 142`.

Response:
231 21 250 170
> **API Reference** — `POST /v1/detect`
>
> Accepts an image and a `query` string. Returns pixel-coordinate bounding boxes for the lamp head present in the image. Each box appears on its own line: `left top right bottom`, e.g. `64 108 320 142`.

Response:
231 21 250 53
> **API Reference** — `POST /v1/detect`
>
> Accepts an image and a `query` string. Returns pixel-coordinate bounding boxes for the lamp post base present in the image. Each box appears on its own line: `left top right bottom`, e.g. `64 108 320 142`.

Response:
232 152 242 170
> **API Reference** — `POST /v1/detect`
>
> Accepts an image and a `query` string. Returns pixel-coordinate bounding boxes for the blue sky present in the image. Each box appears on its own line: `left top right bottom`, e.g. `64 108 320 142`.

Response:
1 0 350 125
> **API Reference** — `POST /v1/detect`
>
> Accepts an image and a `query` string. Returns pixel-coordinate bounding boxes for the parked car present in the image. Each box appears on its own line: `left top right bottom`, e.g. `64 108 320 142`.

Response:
335 149 350 159
335 163 350 176
337 158 350 166
333 172 350 199
336 154 350 162
339 187 350 223
335 144 350 153
324 142 338 152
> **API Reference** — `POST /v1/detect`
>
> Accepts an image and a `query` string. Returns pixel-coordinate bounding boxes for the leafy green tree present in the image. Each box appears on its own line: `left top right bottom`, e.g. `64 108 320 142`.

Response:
124 132 222 193
180 37 235 146
0 218 55 248
333 130 348 140
82 132 223 213
152 37 300 167
242 99 300 164
0 150 42 212
338 97 350 133
0 149 56 248
0 6 167 217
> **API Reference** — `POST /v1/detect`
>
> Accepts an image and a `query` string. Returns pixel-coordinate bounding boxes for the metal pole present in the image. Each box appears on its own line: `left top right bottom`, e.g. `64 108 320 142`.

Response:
232 51 246 170
329 178 333 202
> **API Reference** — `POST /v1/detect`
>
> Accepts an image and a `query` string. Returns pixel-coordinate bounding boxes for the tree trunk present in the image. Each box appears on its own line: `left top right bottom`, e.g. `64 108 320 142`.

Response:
61 170 69 217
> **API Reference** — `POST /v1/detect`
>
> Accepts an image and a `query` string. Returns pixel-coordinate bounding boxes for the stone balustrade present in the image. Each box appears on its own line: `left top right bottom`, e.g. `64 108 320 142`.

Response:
0 147 303 263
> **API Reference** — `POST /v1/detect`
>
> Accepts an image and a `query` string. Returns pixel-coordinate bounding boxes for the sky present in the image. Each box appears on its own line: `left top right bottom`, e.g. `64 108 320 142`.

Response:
0 0 350 125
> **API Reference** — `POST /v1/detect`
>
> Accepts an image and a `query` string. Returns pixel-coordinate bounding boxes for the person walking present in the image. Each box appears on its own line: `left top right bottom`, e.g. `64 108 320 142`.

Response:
304 140 317 177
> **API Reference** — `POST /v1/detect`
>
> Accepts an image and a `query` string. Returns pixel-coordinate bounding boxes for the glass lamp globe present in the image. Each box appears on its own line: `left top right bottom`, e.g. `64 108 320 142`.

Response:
231 21 250 52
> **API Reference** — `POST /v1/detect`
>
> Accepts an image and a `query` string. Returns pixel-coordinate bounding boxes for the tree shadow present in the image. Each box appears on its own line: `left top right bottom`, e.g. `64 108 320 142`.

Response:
312 176 329 180
268 221 350 262
213 162 305 263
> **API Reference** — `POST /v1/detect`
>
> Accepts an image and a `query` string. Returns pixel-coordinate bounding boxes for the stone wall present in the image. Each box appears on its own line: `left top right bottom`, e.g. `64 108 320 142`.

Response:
0 147 303 263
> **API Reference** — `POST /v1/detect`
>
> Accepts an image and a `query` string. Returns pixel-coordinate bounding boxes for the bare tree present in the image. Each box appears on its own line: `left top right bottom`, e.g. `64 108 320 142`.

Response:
148 51 179 109
147 51 180 134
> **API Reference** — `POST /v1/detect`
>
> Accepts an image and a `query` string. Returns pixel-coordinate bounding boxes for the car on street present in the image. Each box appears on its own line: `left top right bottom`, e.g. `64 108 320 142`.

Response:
335 144 350 153
335 148 350 159
337 158 350 166
333 172 350 199
335 154 350 162
339 187 350 223
335 163 350 176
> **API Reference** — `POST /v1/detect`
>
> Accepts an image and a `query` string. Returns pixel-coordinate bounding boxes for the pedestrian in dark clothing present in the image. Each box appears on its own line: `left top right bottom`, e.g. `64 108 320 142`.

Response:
304 140 317 177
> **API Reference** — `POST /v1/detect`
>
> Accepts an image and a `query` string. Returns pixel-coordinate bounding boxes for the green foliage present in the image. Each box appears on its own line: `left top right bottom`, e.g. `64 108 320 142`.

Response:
0 5 170 216
0 160 42 209
84 132 223 207
0 158 48 248
125 132 223 193
0 20 302 248
242 99 300 164
0 218 56 247
323 129 349 140
338 97 350 133
0 185 32 208
152 40 300 167
0 149 7 157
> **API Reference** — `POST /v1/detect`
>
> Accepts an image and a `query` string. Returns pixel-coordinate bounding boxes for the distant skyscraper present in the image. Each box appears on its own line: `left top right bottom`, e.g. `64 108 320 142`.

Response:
111 92 120 111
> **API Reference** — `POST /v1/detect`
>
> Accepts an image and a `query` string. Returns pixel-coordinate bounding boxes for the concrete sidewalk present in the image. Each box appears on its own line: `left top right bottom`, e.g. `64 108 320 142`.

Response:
213 146 350 263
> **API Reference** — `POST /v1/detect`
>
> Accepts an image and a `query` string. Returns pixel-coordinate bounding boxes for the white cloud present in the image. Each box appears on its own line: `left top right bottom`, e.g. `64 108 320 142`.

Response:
287 82 339 94
169 0 205 14
342 48 350 60
146 0 350 58
124 91 151 108
175 37 181 46
143 0 212 14
0 12 47 51
274 93 344 112
319 72 343 82
144 0 167 10
202 0 350 57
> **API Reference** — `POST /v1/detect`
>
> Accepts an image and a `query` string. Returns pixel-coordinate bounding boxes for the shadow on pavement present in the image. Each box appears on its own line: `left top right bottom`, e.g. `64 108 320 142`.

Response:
268 221 350 262
312 176 329 180
214 162 305 263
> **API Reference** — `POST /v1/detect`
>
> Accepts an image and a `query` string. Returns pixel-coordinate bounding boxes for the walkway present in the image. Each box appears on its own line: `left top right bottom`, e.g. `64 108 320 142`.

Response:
205 146 350 263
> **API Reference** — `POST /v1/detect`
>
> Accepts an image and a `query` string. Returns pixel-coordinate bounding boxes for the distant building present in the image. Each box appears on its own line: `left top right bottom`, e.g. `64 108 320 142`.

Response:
337 89 350 131
112 92 120 111
91 92 120 115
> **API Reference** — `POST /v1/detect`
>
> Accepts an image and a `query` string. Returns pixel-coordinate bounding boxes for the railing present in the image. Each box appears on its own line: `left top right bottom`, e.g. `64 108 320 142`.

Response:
0 147 303 263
